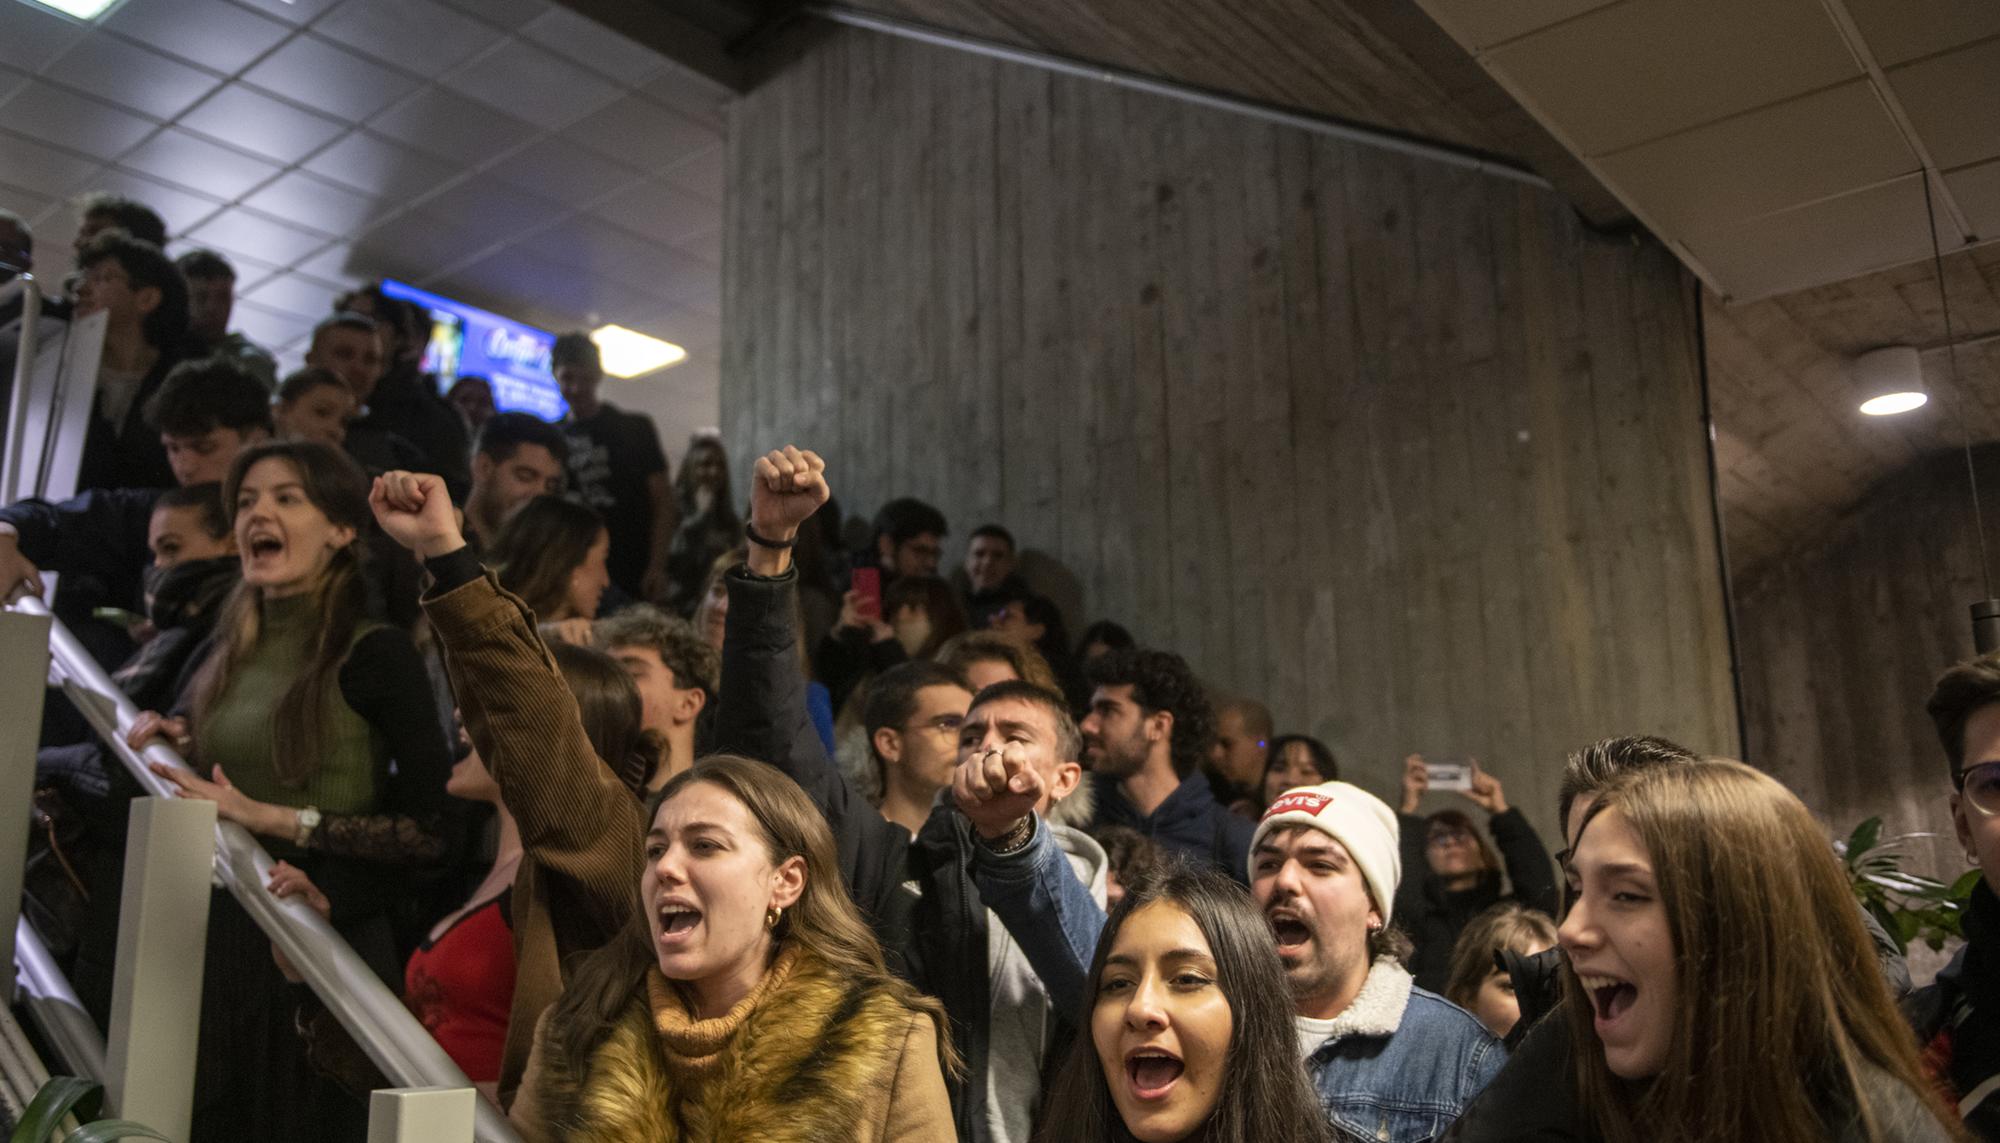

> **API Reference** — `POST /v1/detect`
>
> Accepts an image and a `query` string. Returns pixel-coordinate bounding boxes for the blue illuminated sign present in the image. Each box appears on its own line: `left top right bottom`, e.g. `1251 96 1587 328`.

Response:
378 279 566 421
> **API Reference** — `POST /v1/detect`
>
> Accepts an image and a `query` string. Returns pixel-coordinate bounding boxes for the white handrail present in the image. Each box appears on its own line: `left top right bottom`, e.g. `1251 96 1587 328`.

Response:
13 916 107 1085
1 269 41 501
11 596 519 1143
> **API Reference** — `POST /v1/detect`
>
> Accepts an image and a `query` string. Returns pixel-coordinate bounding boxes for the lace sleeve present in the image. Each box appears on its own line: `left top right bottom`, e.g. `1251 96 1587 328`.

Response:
306 811 450 864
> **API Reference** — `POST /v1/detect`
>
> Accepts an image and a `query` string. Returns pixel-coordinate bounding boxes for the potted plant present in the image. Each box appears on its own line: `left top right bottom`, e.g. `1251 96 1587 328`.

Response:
8 1077 170 1143
1838 815 1982 955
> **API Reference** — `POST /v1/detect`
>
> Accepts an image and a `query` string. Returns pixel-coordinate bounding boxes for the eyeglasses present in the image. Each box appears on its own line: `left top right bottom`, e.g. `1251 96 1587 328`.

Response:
1426 827 1475 848
1959 761 2000 817
900 715 963 737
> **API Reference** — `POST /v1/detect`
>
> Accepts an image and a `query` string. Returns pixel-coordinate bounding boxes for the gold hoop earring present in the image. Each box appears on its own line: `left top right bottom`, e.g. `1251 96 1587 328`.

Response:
765 906 782 930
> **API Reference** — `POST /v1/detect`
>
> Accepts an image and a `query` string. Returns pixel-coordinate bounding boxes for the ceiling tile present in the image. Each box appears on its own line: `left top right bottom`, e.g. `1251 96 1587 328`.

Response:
675 227 721 267
518 214 656 274
186 207 333 265
229 0 346 26
1680 175 1939 302
1841 0 2000 69
0 81 159 161
414 179 568 239
347 212 487 281
1413 0 1619 52
450 245 586 309
241 270 347 319
0 129 101 197
0 1 88 72
300 129 454 198
314 0 506 76
589 179 718 246
437 39 619 131
47 32 222 121
434 0 549 30
640 64 730 129
596 236 712 300
231 298 319 352
79 167 228 237
178 84 349 164
242 34 420 122
1886 39 2000 172
1947 158 2000 239
0 64 26 105
367 86 534 163
566 94 720 172
485 134 645 204
102 0 292 74
120 128 283 199
1483 0 1861 156
660 144 723 200
293 242 366 284
0 181 55 229
517 6 668 86
1595 82 1916 235
241 170 391 238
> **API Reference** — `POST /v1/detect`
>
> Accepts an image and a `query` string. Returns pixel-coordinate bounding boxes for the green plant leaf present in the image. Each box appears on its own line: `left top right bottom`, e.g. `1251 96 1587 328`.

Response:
64 1120 173 1143
1950 869 1985 898
10 1078 104 1143
1847 817 1884 861
1868 901 1908 955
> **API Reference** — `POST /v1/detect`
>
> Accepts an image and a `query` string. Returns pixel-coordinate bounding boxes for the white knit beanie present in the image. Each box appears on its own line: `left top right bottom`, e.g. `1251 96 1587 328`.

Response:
1249 781 1403 924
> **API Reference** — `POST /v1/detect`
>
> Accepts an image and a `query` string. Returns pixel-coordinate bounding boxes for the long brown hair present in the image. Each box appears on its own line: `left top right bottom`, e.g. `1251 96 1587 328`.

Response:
540 755 958 1075
1037 858 1332 1143
1443 901 1556 1011
549 641 664 795
488 494 603 620
187 441 371 788
1564 760 1963 1143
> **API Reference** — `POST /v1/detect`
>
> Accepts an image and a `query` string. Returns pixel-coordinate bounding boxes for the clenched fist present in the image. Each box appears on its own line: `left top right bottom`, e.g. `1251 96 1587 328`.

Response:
369 471 464 560
952 742 1044 841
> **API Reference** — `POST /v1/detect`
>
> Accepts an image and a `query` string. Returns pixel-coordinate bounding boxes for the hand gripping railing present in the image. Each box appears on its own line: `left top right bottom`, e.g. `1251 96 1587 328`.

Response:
13 596 519 1143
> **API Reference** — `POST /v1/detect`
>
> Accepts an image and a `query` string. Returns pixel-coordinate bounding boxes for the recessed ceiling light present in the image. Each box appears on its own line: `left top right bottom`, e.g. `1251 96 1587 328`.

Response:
1859 391 1927 416
591 324 686 379
21 0 124 20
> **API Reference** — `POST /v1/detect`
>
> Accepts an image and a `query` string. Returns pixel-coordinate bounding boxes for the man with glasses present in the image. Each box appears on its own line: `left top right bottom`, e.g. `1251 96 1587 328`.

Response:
863 660 975 835
1909 654 2000 1138
871 495 948 582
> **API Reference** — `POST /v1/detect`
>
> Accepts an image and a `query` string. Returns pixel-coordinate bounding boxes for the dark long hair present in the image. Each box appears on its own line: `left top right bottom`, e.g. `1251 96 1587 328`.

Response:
539 755 958 1077
549 641 663 795
487 494 603 619
187 441 371 788
1036 858 1333 1143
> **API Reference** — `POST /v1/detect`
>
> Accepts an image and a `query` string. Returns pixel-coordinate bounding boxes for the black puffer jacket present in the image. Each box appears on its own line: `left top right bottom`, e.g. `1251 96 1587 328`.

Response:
1906 880 2000 1140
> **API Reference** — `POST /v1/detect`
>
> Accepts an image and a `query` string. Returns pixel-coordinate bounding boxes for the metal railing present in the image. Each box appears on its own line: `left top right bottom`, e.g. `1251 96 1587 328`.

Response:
7 598 512 1142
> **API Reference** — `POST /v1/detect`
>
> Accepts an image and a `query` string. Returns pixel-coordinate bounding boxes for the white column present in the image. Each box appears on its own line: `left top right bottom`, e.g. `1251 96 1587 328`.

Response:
0 608 52 972
105 796 217 1139
368 1086 477 1143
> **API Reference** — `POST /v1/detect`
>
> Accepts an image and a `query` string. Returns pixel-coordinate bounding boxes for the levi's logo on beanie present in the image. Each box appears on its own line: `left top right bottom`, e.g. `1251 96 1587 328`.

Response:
1263 790 1333 821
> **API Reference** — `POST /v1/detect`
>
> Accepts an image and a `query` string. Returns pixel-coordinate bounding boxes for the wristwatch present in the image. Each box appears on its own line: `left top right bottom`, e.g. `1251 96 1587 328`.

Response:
294 806 322 848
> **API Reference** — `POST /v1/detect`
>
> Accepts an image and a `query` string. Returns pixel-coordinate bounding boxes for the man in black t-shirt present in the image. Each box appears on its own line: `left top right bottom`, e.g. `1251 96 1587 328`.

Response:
551 332 675 600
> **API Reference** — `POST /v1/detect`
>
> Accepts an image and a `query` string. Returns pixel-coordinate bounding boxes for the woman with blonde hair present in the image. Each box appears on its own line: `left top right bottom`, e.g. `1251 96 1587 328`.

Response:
1561 759 1963 1143
510 754 954 1140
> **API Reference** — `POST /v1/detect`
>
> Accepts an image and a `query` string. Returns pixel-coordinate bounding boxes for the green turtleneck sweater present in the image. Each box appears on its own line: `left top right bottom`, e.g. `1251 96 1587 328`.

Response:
192 593 379 814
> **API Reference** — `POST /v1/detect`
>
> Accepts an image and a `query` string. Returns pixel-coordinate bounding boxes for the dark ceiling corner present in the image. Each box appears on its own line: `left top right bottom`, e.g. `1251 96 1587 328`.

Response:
550 0 826 94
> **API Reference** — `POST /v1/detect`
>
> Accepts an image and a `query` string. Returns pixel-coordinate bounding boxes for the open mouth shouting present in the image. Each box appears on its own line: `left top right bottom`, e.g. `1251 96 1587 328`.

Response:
1123 1047 1185 1102
1264 904 1314 958
243 527 286 568
655 899 703 951
1577 972 1639 1036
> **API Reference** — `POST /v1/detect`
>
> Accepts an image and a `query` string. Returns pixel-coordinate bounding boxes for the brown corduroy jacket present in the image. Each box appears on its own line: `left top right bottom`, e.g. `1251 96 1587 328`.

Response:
423 559 644 1108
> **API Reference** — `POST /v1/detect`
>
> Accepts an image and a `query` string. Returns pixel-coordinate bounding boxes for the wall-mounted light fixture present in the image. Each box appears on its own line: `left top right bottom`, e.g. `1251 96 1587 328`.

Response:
1854 345 1928 416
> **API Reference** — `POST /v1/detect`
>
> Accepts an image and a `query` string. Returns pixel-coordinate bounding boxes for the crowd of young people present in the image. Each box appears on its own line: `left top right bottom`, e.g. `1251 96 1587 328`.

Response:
1 195 1992 1143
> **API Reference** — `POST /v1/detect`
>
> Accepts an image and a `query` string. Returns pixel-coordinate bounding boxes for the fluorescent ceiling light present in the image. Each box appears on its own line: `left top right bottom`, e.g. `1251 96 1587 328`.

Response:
22 0 123 19
591 324 686 379
1859 391 1927 416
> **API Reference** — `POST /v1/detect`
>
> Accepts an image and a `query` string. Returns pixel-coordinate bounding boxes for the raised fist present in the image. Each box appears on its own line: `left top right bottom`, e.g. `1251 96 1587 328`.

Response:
952 742 1045 840
748 446 830 544
369 471 463 560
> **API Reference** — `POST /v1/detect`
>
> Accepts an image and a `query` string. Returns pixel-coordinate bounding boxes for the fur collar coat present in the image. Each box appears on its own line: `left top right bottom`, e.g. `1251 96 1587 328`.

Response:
510 947 953 1142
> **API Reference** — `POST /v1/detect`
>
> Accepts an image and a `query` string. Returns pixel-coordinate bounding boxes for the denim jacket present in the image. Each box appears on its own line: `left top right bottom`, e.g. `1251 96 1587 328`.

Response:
1302 958 1504 1143
970 816 1504 1143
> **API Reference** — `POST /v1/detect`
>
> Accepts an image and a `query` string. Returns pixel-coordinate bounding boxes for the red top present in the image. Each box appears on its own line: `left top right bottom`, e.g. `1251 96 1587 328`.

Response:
404 895 516 1082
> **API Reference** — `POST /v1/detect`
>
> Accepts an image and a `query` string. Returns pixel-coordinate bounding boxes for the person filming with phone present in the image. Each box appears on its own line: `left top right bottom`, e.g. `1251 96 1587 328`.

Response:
1394 754 1559 994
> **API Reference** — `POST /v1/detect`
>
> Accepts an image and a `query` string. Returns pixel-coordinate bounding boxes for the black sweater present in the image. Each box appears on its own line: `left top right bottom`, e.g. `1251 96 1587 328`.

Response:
1396 807 1560 993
